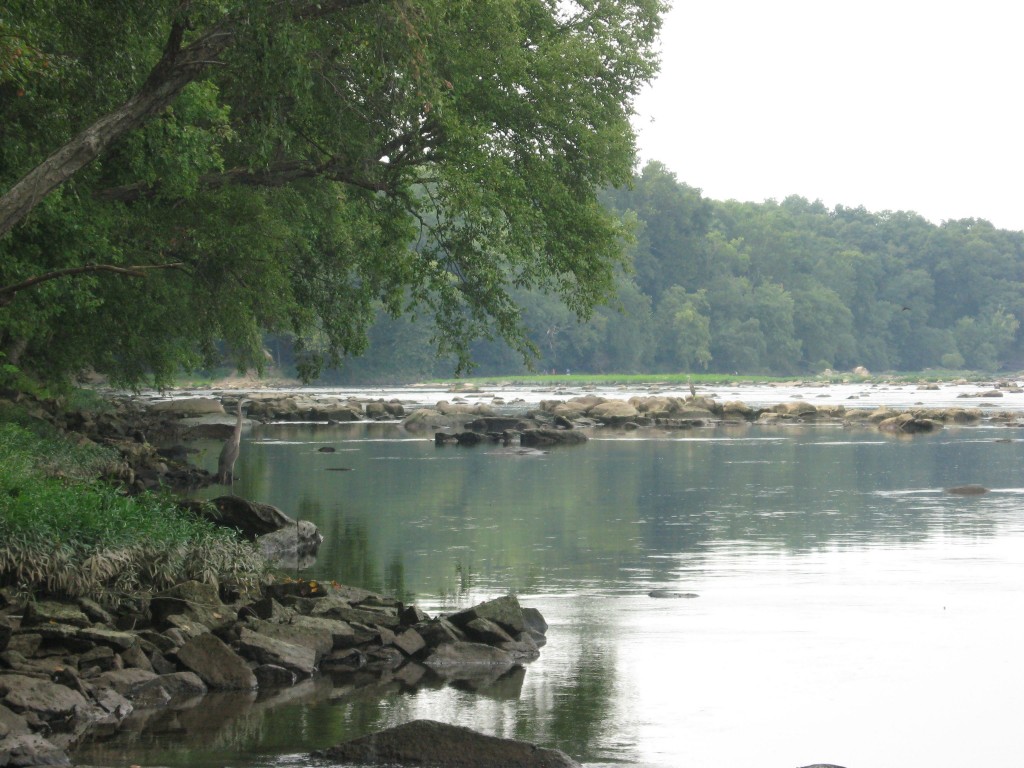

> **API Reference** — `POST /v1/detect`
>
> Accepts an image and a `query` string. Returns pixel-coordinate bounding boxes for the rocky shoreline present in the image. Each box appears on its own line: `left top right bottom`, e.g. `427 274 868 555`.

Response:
0 580 547 766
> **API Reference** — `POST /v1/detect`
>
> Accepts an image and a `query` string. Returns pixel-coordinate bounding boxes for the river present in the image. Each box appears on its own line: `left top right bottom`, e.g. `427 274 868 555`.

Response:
73 382 1024 767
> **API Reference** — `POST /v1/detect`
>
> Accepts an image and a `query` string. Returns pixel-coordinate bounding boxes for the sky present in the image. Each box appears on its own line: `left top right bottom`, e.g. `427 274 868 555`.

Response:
632 1 1024 231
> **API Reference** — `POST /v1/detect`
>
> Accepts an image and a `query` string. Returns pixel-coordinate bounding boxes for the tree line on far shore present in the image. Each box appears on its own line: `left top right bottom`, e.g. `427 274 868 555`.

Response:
317 161 1024 382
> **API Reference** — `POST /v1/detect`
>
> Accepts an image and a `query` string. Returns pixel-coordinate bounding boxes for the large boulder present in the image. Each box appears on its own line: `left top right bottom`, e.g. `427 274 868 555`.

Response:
587 401 639 425
174 633 257 690
315 719 581 768
205 495 294 538
237 628 319 678
0 675 91 726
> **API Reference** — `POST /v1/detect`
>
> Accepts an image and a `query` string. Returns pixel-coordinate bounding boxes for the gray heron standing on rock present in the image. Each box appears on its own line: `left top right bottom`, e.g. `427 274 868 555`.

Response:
217 399 247 485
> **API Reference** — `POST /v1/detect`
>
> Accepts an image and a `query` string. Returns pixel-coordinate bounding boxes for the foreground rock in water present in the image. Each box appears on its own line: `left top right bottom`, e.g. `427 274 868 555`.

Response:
0 584 546 766
315 719 581 767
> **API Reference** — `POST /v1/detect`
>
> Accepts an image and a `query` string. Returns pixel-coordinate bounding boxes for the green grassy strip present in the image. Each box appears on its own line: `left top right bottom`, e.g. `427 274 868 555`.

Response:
0 422 266 605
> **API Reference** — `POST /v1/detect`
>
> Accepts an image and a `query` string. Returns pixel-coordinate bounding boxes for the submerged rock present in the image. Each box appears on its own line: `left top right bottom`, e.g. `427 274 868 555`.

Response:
315 718 581 767
945 484 989 495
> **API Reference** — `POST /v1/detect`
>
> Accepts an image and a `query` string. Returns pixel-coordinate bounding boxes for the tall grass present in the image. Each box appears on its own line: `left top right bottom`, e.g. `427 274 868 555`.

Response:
0 423 266 606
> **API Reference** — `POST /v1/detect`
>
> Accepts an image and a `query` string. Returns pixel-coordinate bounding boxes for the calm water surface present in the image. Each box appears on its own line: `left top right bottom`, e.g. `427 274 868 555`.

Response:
74 406 1024 768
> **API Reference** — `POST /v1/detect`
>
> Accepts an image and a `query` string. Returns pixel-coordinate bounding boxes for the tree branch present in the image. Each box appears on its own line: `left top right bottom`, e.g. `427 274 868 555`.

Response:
0 263 185 307
0 0 379 239
95 158 393 203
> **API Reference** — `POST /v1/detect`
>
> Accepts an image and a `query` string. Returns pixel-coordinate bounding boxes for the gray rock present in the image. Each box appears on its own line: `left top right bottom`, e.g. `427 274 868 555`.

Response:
423 642 517 672
0 704 28 738
91 668 160 698
244 619 332 661
253 664 297 688
946 484 989 495
315 719 580 767
0 732 71 766
464 617 514 645
258 520 323 569
392 628 427 658
448 595 528 636
648 589 699 599
150 581 233 632
130 672 207 707
310 599 402 630
175 633 257 690
290 615 356 649
237 628 318 678
519 428 588 446
206 495 294 538
0 675 90 724
77 627 138 651
21 601 90 629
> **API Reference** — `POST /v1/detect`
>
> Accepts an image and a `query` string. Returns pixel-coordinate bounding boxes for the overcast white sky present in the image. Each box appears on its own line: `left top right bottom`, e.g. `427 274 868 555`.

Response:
632 1 1024 231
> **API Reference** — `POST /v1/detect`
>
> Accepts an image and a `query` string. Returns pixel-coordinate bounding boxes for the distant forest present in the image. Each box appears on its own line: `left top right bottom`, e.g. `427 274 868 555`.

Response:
303 161 1024 382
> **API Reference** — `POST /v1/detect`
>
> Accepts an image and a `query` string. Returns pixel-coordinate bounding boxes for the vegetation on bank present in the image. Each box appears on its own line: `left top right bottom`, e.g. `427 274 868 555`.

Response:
0 419 266 606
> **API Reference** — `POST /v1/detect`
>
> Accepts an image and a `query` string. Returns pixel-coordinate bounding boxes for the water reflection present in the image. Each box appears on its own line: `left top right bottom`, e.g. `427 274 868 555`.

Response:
77 420 1024 767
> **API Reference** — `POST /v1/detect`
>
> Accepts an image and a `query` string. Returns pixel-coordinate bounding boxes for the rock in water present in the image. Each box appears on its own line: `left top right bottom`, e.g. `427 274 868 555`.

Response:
945 484 989 495
315 719 580 767
648 589 699 599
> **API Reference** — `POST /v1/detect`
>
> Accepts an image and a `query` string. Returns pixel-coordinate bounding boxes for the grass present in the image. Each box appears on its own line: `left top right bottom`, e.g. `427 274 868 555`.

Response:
0 422 267 606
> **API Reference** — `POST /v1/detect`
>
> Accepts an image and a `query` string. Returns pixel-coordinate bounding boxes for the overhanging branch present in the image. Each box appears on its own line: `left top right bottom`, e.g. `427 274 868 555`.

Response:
0 262 185 307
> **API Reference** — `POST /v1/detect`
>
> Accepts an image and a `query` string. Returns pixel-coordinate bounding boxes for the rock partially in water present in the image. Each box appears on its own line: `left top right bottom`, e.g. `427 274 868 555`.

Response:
945 484 989 495
648 589 699 599
315 718 581 767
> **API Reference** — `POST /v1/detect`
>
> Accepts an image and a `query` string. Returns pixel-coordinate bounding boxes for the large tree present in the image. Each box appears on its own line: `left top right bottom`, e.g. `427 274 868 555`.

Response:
0 0 664 385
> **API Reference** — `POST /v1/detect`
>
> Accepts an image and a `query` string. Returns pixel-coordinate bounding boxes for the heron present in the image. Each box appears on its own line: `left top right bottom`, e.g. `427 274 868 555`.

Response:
217 399 247 485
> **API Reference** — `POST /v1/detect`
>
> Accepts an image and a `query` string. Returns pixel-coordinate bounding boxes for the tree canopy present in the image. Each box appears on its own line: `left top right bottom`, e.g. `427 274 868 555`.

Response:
0 0 664 386
341 162 1024 381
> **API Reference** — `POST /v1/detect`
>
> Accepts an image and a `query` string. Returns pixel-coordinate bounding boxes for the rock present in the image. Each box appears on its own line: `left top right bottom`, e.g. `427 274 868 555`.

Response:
391 628 427 658
448 595 528 636
648 589 699 598
150 581 233 632
175 633 257 690
310 600 402 630
877 414 941 434
205 495 294 537
290 615 357 648
519 429 588 447
0 732 72 766
464 618 514 645
77 627 138 651
254 664 297 688
128 672 207 707
0 674 90 725
21 601 91 629
244 619 333 660
0 704 28 738
237 628 318 678
148 397 226 416
587 400 640 425
91 668 160 698
258 520 323 569
945 484 989 495
423 642 517 672
315 719 581 768
402 408 469 431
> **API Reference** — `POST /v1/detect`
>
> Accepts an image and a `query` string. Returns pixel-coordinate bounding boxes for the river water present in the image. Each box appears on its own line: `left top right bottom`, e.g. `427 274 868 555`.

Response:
74 383 1024 767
